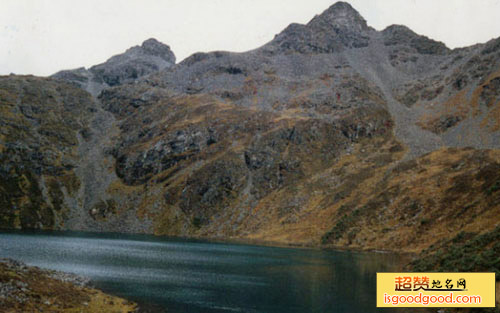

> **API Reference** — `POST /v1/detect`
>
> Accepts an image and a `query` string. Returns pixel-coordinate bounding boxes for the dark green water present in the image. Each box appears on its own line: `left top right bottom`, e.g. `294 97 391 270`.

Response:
0 231 400 313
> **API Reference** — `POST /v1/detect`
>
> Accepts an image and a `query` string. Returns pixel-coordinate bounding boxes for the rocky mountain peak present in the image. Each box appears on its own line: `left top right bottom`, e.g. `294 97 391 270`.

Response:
139 38 176 63
106 38 176 66
308 1 369 32
265 1 371 54
52 38 176 93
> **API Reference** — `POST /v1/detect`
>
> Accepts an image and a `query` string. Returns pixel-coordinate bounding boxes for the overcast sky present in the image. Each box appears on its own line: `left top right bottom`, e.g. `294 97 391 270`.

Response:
1 0 500 76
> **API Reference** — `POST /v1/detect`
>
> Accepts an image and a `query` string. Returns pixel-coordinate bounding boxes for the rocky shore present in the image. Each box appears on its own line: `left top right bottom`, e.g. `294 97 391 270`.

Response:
0 258 136 313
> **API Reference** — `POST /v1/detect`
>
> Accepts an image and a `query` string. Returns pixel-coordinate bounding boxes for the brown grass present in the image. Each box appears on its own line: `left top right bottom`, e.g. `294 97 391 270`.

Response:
0 262 136 313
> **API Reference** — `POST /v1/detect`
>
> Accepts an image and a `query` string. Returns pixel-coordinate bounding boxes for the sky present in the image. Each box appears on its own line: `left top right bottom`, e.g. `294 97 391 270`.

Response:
1 0 500 76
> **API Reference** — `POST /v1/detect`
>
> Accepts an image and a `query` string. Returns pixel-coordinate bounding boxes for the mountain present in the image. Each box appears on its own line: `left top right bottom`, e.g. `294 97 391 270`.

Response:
1 1 500 283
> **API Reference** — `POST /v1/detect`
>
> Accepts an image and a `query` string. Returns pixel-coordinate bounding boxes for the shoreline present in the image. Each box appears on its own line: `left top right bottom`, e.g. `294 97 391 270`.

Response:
0 228 417 257
0 258 137 313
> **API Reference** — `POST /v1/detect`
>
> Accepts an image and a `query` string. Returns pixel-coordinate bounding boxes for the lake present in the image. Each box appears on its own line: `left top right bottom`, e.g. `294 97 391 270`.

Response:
0 231 401 313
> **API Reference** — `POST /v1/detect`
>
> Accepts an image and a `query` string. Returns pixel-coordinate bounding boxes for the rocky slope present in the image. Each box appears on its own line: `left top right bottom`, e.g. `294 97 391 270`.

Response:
0 76 97 230
1 1 500 283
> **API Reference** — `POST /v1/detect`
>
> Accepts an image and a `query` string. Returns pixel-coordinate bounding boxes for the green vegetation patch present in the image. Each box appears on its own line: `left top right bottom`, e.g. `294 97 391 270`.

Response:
410 226 500 281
